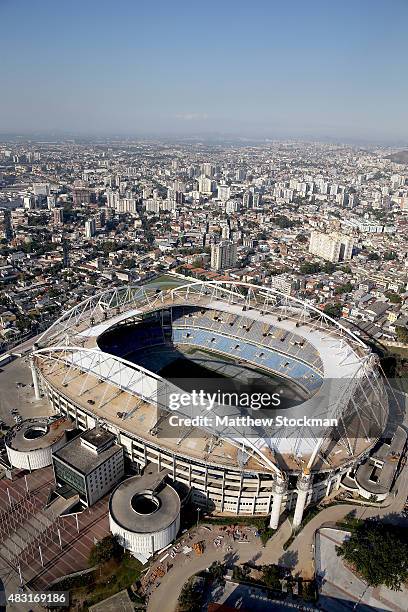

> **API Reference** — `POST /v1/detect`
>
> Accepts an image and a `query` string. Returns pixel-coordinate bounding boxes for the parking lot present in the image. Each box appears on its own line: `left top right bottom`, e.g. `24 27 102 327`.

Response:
0 357 53 431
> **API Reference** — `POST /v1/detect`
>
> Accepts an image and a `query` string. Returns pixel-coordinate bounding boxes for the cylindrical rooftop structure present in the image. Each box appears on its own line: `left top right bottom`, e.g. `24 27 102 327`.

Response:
109 470 180 562
5 416 71 471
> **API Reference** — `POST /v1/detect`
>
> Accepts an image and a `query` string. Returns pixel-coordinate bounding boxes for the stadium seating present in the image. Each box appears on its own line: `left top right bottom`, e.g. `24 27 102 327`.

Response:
171 306 323 377
171 326 322 393
99 306 323 394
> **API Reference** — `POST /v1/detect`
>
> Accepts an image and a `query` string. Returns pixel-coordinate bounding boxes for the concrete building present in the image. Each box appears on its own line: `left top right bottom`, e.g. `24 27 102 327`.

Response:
198 175 213 195
343 426 407 502
0 208 12 240
73 187 91 206
270 274 300 295
218 183 231 202
106 188 120 209
117 198 137 214
309 231 354 263
32 281 389 530
225 199 240 215
53 208 64 225
85 218 96 238
211 240 237 271
145 198 161 213
109 468 180 563
52 427 124 507
5 416 72 471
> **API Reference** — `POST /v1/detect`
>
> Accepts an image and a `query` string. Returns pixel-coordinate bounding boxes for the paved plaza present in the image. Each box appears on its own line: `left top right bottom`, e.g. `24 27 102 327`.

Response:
315 528 408 612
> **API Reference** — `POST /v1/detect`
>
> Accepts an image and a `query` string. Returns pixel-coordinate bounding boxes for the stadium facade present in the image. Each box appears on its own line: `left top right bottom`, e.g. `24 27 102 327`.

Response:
31 280 389 529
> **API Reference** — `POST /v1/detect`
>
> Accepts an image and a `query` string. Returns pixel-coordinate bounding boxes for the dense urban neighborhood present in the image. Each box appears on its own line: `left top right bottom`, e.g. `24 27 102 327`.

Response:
1 139 408 355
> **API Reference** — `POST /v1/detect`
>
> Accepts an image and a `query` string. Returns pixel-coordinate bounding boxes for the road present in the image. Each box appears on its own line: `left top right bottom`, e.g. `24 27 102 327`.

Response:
147 460 408 612
147 538 263 612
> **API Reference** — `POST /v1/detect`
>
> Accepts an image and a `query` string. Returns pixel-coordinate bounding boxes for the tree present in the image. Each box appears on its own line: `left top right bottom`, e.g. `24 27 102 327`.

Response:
233 563 251 582
385 290 402 304
336 520 408 590
208 561 225 583
323 303 342 319
301 579 317 602
178 580 201 612
323 261 336 274
88 535 122 566
334 282 353 295
296 233 308 243
384 251 397 261
122 257 136 269
274 215 296 229
367 252 380 261
192 258 204 269
262 564 283 590
396 326 408 344
300 262 322 275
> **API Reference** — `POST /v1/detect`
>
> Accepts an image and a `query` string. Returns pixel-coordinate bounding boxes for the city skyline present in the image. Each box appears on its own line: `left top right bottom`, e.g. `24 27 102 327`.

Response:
1 0 408 144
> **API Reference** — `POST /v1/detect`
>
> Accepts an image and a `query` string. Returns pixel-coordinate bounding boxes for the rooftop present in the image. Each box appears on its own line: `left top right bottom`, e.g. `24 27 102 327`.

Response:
5 416 72 452
355 425 407 495
53 427 123 476
109 467 180 534
80 426 116 453
36 357 376 473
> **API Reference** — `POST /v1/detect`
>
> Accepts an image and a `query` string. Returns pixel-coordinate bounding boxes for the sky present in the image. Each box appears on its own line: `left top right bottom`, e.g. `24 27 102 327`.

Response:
0 0 407 143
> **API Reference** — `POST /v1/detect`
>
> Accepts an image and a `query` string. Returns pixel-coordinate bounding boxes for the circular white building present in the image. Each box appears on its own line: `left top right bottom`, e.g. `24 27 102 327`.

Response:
109 470 180 562
5 416 71 470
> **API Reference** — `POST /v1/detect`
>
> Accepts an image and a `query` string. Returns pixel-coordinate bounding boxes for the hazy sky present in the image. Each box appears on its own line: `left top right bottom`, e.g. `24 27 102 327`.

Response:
1 0 407 142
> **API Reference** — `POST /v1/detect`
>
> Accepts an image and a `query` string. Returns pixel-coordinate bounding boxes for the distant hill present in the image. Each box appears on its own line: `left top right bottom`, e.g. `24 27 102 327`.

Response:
386 150 408 164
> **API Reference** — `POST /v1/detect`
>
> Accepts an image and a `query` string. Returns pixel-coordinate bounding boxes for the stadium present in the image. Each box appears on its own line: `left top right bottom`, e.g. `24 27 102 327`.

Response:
31 279 389 529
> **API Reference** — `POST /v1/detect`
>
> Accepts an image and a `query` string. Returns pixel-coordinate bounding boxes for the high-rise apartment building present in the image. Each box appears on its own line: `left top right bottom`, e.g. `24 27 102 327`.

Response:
309 231 354 263
391 174 405 190
145 198 161 213
23 196 35 210
225 199 240 214
53 208 64 225
211 240 237 271
73 186 92 206
242 191 252 208
85 218 96 238
117 198 137 214
201 163 214 177
198 175 213 195
0 208 12 240
218 183 231 201
252 192 262 207
106 188 120 210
